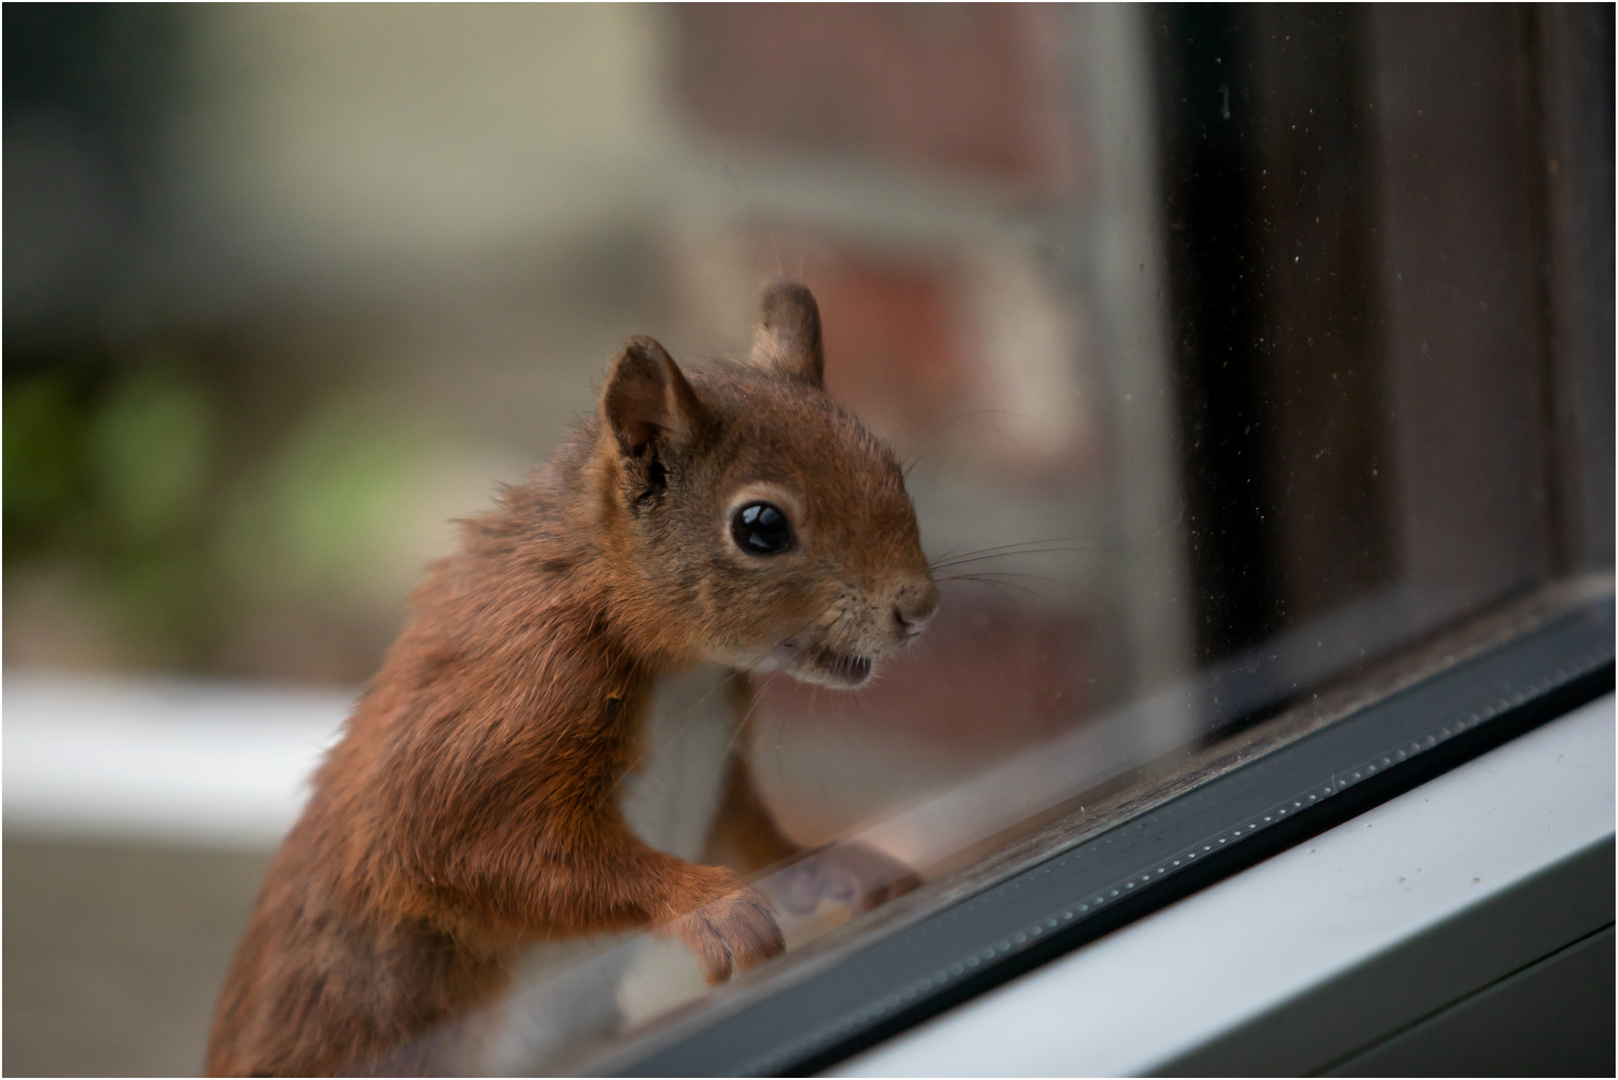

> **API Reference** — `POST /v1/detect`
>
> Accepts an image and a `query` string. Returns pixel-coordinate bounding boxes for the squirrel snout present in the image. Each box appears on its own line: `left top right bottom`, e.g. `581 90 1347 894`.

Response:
893 585 941 640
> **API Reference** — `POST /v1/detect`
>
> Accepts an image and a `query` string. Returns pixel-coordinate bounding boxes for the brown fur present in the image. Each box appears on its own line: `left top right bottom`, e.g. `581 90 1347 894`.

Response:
205 282 939 1076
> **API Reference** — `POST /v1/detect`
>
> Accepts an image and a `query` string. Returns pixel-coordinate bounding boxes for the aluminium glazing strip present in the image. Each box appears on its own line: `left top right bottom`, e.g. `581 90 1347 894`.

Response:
590 594 1614 1078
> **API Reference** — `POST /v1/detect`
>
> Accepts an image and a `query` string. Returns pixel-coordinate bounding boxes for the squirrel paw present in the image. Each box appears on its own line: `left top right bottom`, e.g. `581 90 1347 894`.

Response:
774 842 923 917
666 870 785 984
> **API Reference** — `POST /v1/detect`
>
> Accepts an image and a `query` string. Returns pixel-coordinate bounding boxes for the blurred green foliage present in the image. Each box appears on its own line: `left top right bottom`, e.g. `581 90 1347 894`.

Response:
4 374 89 536
90 364 215 543
5 355 222 664
220 396 460 613
5 348 475 678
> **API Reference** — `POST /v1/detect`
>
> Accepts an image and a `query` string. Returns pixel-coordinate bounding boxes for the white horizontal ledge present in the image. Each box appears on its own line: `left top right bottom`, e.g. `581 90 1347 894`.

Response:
3 673 352 848
835 692 1617 1078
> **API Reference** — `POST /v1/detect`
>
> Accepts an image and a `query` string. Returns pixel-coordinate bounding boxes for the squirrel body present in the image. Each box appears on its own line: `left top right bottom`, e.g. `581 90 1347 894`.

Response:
206 283 939 1076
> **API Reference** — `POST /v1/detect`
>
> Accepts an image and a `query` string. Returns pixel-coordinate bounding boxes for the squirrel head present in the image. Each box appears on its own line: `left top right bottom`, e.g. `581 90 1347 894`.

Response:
592 281 939 688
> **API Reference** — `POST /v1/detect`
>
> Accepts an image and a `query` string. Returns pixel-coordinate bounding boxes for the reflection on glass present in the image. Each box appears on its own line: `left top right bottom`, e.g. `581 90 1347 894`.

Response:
2 4 1606 1076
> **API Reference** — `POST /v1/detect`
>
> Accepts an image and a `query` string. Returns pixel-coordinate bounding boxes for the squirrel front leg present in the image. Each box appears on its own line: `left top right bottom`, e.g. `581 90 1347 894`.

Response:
704 675 923 916
444 802 783 985
701 675 803 873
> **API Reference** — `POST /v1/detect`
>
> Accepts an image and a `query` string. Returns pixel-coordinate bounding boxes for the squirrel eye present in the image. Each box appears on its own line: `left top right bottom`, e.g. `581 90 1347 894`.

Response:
731 501 793 555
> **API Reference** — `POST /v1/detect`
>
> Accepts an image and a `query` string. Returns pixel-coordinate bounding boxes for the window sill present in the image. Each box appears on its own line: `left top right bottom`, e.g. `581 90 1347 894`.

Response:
582 581 1612 1076
835 692 1615 1076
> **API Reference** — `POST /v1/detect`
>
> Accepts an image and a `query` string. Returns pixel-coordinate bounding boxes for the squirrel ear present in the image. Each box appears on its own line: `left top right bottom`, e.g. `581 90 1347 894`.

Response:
750 280 825 389
601 336 707 458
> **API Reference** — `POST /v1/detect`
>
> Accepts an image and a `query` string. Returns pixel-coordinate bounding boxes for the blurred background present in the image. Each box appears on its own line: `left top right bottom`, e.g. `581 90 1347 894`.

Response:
4 4 1610 1075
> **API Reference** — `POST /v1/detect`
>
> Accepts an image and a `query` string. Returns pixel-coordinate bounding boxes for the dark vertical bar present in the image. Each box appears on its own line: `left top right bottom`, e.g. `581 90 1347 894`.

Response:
1369 5 1557 610
1151 4 1285 663
1534 2 1616 572
1244 7 1395 622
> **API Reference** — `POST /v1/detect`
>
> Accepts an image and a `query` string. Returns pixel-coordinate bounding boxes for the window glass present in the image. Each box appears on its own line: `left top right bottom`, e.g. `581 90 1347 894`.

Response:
4 6 1609 1075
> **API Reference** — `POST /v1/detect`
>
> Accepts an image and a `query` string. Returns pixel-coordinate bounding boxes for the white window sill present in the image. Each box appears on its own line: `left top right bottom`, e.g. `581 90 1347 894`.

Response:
836 692 1616 1077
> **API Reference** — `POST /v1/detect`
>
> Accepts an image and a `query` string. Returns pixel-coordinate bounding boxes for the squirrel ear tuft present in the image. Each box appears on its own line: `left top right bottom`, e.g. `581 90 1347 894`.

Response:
750 280 825 389
601 336 706 457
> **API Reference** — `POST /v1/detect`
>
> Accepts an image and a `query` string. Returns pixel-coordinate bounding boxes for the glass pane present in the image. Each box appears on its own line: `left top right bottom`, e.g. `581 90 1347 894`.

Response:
4 5 1608 1075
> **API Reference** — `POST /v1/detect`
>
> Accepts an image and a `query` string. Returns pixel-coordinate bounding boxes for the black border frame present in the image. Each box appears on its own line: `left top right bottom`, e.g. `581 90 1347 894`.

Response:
585 593 1613 1077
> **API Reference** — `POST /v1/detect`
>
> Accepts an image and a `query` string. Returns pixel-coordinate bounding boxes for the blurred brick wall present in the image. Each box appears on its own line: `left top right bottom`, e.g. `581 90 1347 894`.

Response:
673 4 1081 196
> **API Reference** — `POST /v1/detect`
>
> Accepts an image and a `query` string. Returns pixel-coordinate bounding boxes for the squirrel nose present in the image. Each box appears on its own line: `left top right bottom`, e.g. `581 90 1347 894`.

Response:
893 586 941 639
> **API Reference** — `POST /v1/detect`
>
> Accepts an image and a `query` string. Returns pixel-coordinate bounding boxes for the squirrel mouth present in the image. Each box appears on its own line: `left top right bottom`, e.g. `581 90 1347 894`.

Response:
808 649 873 688
766 640 875 688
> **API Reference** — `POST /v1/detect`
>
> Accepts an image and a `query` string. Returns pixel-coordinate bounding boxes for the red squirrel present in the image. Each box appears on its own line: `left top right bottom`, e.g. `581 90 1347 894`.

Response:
206 282 940 1076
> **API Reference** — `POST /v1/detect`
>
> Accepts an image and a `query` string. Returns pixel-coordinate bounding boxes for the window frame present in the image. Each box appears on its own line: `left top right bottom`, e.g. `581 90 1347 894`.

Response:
835 694 1615 1077
559 579 1613 1076
535 9 1618 1072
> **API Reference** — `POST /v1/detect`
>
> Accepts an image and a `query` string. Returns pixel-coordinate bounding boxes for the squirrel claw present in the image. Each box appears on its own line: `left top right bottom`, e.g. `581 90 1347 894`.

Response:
667 876 785 984
775 842 923 917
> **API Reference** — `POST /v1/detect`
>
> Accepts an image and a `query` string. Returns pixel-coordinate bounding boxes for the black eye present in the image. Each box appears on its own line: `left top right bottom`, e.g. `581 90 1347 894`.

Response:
731 501 793 555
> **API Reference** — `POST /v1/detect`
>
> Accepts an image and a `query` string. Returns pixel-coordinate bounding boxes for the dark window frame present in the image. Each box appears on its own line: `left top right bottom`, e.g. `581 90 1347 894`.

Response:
561 580 1612 1076
525 8 1618 1074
